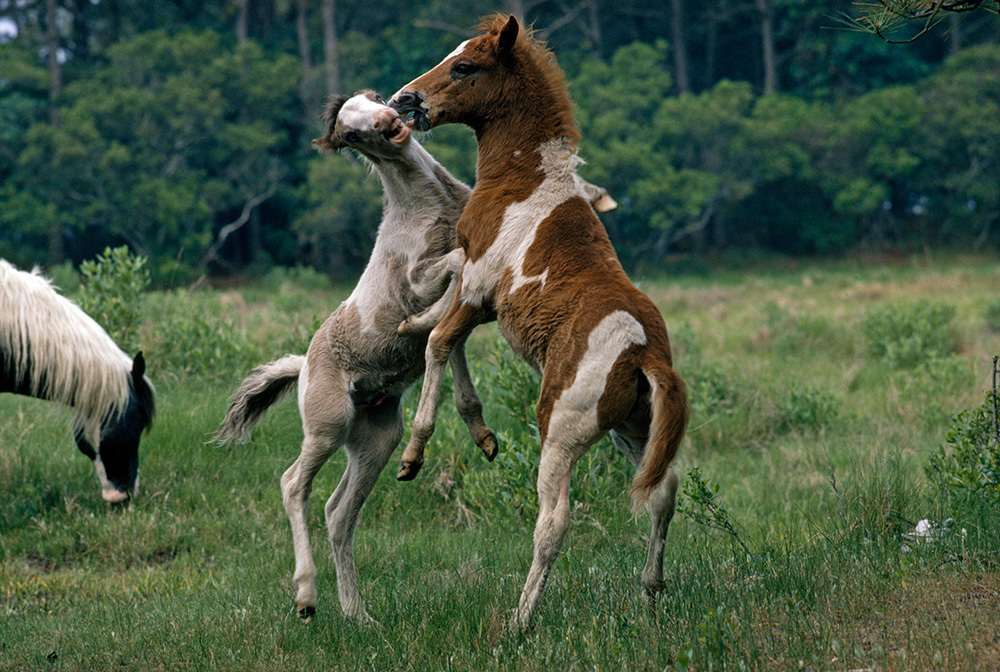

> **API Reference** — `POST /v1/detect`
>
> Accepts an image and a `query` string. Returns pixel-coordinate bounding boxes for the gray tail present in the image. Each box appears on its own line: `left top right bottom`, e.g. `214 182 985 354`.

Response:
215 355 305 444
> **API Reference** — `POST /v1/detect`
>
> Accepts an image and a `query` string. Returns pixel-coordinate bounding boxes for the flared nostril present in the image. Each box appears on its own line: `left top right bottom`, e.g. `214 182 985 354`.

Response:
391 91 422 112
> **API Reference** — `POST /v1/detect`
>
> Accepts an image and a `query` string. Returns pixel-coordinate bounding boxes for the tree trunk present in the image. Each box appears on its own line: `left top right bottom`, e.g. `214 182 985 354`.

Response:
236 0 249 45
296 0 312 73
705 14 718 89
756 0 777 94
46 0 64 263
46 0 61 125
586 0 603 58
669 0 690 93
948 13 962 55
322 0 340 96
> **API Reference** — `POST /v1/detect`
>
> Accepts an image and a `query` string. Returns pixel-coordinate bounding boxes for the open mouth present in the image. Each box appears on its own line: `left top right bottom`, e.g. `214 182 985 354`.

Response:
382 117 411 144
402 110 431 132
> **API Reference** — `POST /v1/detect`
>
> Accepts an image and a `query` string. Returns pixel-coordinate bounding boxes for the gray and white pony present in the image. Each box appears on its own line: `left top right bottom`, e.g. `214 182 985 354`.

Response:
216 90 615 622
0 259 155 504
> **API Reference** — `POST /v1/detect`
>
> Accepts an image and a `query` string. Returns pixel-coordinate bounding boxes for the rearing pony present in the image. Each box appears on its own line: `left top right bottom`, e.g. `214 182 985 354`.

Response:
391 15 689 629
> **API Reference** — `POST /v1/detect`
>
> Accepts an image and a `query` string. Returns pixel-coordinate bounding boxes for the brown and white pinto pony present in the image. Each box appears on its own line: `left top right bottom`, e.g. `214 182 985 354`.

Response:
391 15 689 629
216 91 615 623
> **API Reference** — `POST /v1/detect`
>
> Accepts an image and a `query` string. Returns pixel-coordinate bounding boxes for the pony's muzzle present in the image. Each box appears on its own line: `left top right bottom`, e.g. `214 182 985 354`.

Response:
101 488 129 504
390 92 431 131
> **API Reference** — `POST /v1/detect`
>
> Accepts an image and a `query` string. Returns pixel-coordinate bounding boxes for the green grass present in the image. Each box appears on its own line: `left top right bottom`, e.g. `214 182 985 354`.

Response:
3 256 1000 671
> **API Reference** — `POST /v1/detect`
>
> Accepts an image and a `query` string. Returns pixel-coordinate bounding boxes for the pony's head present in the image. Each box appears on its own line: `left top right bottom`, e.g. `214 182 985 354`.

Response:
313 90 412 162
74 352 155 504
390 14 577 144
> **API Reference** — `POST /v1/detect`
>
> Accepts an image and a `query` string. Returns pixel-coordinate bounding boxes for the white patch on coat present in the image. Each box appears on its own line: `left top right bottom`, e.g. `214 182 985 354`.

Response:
93 457 127 503
393 40 470 100
461 139 583 306
545 310 647 444
336 94 386 133
443 39 471 64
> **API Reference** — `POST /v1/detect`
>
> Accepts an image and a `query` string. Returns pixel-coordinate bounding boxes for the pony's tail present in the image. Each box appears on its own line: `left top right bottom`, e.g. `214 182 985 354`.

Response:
630 355 689 512
215 355 305 444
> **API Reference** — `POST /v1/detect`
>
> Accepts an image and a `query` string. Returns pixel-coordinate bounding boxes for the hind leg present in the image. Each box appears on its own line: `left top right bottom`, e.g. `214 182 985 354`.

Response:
610 429 679 599
641 467 679 598
513 421 599 631
281 361 353 620
325 398 402 622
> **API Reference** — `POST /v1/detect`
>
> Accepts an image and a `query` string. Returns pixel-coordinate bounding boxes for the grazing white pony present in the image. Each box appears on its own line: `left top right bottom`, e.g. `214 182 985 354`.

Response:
216 90 615 623
0 259 155 503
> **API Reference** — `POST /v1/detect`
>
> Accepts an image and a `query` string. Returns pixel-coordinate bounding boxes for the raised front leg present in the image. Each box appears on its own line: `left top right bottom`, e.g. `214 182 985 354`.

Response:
398 298 487 481
400 249 465 335
449 335 498 462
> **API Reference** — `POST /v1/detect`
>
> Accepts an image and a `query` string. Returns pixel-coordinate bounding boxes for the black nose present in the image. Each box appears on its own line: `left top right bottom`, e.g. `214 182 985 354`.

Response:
391 91 423 113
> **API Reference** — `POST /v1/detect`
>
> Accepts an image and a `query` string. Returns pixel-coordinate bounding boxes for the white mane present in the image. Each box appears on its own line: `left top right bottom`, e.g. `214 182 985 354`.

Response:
0 259 133 446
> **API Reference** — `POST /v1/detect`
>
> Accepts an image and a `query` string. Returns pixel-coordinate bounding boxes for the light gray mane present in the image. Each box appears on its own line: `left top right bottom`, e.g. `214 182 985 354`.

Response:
0 259 133 445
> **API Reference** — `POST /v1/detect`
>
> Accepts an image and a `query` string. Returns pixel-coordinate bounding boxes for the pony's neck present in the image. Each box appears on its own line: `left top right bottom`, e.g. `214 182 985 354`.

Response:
371 141 452 209
471 78 578 184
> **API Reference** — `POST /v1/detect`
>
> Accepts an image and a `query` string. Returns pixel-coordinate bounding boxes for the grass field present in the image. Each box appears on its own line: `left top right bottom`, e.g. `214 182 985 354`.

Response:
2 256 1000 671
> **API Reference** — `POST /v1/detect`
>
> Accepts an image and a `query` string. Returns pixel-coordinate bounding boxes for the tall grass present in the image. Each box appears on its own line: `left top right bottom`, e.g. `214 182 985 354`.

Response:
3 257 1000 671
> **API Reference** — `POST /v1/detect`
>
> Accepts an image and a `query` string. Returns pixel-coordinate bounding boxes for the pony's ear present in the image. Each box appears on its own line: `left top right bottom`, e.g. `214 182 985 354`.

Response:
313 94 349 151
497 14 519 61
132 351 145 380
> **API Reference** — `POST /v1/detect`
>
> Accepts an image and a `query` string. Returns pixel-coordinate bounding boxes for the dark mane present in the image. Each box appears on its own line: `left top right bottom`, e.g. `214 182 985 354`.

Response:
476 13 580 147
313 94 350 151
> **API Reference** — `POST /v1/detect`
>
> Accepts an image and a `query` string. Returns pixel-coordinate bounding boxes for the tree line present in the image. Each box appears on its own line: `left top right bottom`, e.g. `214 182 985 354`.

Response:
1 1 997 283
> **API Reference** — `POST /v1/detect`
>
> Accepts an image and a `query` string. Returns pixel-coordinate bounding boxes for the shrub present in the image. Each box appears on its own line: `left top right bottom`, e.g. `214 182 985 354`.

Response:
75 246 150 354
776 384 841 434
861 300 956 368
983 300 1000 333
142 291 259 381
927 389 1000 508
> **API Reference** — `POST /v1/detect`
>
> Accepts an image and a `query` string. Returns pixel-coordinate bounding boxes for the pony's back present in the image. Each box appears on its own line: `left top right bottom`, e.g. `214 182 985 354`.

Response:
0 259 134 445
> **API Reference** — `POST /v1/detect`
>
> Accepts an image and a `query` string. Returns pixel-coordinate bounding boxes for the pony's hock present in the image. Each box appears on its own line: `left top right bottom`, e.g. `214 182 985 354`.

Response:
392 13 688 630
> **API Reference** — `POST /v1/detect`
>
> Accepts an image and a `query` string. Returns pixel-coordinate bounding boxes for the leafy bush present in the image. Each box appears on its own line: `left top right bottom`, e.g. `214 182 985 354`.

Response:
75 246 150 353
142 291 259 381
927 389 1000 508
890 354 974 428
776 384 841 433
861 300 956 368
983 300 1000 333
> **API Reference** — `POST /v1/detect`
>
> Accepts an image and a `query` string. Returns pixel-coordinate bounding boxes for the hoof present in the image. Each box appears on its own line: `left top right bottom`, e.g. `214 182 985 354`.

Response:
479 431 499 462
297 605 316 622
397 460 423 481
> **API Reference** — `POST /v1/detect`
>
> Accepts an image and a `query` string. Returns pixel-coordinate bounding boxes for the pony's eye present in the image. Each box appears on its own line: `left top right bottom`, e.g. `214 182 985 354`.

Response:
451 61 479 79
346 132 360 143
374 93 385 104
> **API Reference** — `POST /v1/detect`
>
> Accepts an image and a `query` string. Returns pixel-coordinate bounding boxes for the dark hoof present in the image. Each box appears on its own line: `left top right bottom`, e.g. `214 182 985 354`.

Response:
479 431 499 462
397 460 423 481
297 605 316 622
